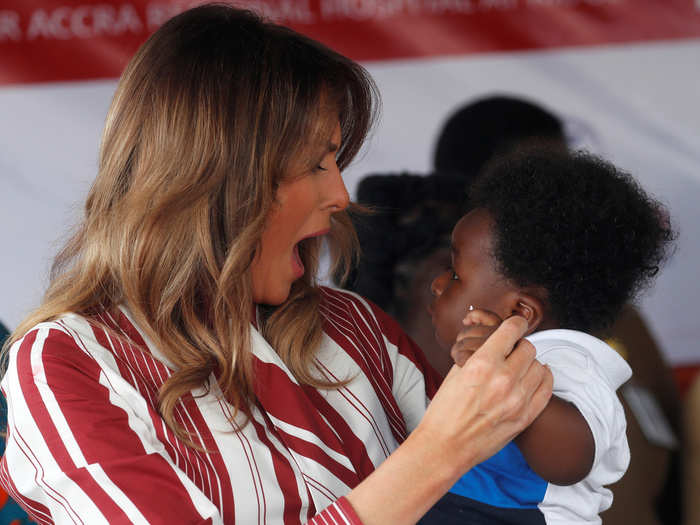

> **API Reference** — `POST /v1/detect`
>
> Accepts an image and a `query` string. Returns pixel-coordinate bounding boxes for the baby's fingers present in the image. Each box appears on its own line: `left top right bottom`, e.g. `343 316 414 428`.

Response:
455 323 498 344
451 336 487 366
463 308 502 327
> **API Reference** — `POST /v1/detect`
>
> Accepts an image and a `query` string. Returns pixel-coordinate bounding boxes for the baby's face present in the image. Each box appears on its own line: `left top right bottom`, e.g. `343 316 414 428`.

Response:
428 209 516 352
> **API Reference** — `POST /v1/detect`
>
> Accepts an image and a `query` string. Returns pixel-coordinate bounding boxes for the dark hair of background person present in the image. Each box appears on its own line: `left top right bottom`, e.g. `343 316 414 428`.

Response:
344 173 468 377
432 94 567 180
469 147 676 333
348 173 467 314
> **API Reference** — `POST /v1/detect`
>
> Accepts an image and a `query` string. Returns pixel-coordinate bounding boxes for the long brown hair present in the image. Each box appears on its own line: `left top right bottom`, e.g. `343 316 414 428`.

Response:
3 4 378 440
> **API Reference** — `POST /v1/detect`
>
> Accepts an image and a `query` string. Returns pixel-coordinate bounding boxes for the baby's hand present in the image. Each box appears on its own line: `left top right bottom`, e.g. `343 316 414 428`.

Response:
451 308 503 366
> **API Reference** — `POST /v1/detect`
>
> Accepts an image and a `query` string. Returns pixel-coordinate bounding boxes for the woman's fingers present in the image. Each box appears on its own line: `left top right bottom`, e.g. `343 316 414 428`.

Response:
504 338 538 380
470 315 529 360
442 362 462 381
498 357 552 428
417 314 552 476
462 319 548 425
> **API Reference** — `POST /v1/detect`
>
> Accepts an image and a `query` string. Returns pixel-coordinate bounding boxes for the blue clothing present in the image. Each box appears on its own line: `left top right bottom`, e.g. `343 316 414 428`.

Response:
418 443 548 525
419 492 545 525
451 442 547 509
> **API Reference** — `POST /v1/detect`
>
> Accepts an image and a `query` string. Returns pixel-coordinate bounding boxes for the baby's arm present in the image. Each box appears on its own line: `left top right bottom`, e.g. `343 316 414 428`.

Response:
514 394 594 485
452 310 594 485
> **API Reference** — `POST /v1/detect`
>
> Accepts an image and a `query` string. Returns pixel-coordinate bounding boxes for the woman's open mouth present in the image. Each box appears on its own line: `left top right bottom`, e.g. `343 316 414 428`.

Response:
292 242 304 278
291 228 330 278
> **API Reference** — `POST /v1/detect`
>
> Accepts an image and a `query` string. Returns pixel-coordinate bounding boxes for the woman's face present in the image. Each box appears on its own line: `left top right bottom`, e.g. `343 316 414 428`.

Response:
250 122 349 305
428 209 515 351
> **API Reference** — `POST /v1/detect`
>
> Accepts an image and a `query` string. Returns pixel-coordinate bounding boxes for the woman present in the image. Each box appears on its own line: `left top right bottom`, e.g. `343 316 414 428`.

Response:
0 5 551 524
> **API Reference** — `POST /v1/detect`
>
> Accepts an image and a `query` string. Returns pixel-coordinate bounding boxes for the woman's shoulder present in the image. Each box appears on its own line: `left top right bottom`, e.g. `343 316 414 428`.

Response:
8 313 94 361
2 313 112 404
4 309 162 392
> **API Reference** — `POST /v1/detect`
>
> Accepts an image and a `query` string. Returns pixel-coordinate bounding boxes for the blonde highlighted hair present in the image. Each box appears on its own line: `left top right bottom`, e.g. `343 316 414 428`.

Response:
3 4 378 441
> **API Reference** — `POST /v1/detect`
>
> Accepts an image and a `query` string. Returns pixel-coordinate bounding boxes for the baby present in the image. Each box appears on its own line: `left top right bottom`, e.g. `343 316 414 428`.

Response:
420 148 675 524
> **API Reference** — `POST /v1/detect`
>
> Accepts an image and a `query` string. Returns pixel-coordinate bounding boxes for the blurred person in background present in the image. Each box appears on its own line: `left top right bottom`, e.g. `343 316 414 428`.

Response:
433 94 568 181
684 374 700 525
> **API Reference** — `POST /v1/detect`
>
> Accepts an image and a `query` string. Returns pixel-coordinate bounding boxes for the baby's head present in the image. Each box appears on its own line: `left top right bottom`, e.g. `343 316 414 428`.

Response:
429 148 675 351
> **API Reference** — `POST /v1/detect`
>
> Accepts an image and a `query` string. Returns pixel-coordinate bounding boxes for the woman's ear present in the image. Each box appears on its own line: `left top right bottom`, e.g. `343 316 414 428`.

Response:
511 293 546 335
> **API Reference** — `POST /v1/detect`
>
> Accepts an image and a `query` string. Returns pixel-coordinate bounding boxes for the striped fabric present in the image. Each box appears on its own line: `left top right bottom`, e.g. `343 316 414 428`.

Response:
0 287 438 524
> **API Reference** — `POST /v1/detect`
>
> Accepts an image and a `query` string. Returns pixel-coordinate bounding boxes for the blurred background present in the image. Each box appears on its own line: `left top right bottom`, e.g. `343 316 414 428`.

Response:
1 1 699 523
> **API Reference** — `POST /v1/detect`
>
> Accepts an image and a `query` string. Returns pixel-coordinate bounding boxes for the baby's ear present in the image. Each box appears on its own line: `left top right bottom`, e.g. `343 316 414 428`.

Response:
511 293 546 335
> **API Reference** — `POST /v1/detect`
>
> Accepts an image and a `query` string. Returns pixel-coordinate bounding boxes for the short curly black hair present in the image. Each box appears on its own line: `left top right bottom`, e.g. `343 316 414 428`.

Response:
469 148 676 333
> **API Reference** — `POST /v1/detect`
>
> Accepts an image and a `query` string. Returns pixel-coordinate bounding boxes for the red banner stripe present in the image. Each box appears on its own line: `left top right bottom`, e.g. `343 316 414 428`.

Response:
1 1 700 85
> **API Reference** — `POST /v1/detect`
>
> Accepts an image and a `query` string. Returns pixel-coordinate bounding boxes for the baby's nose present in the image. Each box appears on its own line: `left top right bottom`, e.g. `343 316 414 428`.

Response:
430 272 446 297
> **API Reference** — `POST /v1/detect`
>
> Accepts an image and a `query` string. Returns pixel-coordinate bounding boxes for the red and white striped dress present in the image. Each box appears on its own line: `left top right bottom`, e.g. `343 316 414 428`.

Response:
1 287 439 524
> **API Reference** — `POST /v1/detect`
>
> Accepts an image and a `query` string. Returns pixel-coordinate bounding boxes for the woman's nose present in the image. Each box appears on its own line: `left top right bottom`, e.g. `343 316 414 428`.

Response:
324 166 350 212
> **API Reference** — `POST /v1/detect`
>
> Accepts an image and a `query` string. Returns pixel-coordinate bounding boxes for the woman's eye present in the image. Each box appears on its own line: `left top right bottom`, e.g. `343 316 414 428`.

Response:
449 268 459 281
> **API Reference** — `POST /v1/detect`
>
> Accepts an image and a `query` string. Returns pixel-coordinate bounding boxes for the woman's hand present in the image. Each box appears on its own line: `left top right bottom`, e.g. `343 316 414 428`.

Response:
346 315 552 525
417 315 553 474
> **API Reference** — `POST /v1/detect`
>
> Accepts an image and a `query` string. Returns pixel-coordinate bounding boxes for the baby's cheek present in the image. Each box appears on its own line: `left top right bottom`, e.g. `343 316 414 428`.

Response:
434 295 464 346
448 308 466 345
433 307 455 349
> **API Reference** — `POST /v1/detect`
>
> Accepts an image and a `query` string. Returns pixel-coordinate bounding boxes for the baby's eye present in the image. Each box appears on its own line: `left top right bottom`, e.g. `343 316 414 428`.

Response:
449 269 459 281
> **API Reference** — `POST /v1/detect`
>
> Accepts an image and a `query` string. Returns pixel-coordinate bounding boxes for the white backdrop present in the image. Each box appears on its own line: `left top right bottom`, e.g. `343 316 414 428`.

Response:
1 8 699 366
